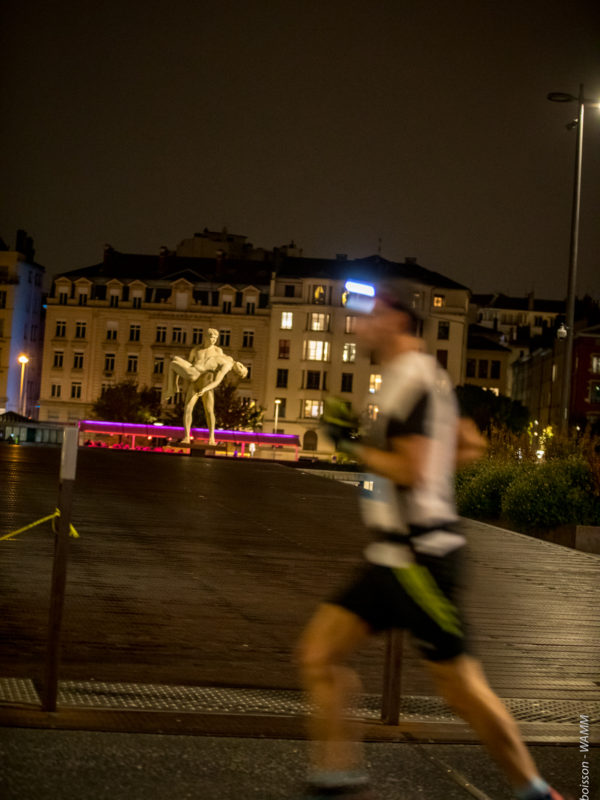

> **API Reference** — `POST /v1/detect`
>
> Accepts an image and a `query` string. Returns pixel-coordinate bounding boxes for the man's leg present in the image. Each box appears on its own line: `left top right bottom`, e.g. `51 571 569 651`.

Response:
182 389 199 443
426 654 542 788
296 603 370 775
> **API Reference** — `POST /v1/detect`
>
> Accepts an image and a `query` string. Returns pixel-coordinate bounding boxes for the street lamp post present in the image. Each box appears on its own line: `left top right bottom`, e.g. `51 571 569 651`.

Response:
547 85 597 432
273 398 281 433
18 355 29 416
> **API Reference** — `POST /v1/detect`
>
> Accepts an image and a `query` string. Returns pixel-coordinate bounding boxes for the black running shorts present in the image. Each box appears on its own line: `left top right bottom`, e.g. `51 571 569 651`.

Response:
329 547 470 662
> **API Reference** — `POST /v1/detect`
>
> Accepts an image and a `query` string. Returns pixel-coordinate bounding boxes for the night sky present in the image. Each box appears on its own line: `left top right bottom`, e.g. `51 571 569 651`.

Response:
2 0 600 299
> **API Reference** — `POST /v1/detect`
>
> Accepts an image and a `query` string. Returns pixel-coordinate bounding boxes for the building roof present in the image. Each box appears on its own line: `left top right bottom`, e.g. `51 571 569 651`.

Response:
54 248 470 292
471 293 564 313
467 334 512 352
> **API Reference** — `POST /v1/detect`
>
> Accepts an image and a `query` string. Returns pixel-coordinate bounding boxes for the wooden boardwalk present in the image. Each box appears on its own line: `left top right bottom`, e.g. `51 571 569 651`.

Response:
1 446 598 714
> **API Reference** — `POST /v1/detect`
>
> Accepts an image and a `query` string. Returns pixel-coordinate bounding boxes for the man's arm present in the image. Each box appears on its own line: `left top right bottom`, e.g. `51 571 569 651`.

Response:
356 435 429 487
196 360 233 396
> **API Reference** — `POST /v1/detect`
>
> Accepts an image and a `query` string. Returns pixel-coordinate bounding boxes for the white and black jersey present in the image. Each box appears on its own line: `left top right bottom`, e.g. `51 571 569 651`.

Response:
360 350 459 536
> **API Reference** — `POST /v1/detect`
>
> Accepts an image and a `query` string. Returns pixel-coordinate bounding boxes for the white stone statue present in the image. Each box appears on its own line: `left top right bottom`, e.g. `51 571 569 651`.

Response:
164 327 248 445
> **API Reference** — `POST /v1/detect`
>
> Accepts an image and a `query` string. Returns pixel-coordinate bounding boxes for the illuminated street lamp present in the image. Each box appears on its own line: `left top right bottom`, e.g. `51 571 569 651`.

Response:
18 354 29 416
273 398 282 433
547 85 599 432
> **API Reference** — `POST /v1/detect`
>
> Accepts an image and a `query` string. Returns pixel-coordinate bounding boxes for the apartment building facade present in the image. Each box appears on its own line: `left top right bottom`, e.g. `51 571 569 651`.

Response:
39 242 470 455
0 234 45 416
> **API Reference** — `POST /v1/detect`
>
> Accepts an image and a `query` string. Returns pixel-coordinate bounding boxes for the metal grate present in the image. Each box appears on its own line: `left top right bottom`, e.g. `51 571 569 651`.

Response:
53 680 599 725
0 678 40 705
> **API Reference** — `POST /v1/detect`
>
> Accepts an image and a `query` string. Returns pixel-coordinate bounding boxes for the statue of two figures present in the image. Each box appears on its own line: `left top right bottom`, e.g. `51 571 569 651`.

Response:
163 328 248 446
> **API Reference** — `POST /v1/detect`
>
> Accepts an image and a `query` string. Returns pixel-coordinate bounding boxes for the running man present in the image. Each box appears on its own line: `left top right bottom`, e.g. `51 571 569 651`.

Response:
295 285 565 800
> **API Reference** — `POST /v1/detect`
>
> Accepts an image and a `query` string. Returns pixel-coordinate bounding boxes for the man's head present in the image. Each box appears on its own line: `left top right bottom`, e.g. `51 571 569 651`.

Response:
207 328 219 344
356 283 422 356
232 361 248 378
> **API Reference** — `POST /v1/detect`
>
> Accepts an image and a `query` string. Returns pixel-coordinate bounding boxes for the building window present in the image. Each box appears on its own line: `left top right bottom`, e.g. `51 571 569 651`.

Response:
109 293 119 307
53 351 64 368
219 329 231 347
155 325 166 343
591 355 600 373
369 373 382 394
284 284 295 298
73 352 84 370
478 359 488 379
345 316 356 334
71 382 82 399
341 373 353 393
192 328 203 345
278 339 290 359
310 312 330 331
246 301 256 315
274 397 286 419
436 349 448 369
55 320 66 338
153 357 164 374
491 360 501 379
276 368 288 388
242 330 254 348
281 312 293 330
129 324 141 342
78 293 88 306
172 327 186 344
0 290 6 308
366 404 379 420
590 382 600 404
127 355 138 373
58 291 68 305
303 399 323 418
433 294 445 308
437 321 450 340
342 343 356 363
242 364 252 380
222 300 232 314
51 383 61 398
466 358 476 378
304 340 330 361
311 285 327 305
104 353 115 372
306 370 321 390
132 295 142 309
534 315 544 327
75 321 87 338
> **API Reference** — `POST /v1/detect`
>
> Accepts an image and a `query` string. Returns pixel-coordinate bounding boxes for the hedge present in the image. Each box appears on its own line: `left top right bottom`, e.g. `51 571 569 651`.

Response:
456 461 521 520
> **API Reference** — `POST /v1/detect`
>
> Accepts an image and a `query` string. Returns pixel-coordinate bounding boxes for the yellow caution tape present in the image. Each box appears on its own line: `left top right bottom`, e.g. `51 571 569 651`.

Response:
0 509 80 542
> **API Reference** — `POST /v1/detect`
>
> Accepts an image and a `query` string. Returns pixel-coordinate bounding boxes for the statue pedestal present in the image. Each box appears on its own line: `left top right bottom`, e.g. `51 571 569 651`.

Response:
189 443 218 457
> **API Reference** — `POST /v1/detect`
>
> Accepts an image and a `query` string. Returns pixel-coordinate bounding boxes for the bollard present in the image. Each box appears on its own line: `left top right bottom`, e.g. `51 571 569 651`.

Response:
42 426 79 712
381 629 404 725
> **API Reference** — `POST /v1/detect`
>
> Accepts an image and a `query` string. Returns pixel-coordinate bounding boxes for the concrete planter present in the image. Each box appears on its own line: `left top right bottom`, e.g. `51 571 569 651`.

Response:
525 524 600 554
575 525 600 555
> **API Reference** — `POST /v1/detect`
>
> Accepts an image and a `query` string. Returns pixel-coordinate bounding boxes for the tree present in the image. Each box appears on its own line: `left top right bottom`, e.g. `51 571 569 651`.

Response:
161 381 263 431
91 381 162 423
456 385 529 434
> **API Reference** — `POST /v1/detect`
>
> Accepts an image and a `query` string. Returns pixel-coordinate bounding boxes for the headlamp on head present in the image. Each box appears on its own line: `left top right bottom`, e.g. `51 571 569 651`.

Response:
344 280 376 313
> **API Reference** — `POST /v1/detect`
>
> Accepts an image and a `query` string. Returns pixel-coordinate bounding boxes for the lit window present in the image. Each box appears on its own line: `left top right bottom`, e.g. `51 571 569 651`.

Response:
281 312 293 330
345 316 356 333
304 340 330 361
433 294 444 308
304 399 323 418
369 374 382 394
312 285 327 305
310 312 329 331
342 343 356 363
367 404 379 420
